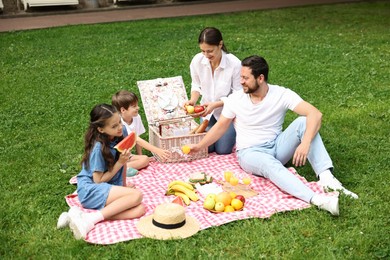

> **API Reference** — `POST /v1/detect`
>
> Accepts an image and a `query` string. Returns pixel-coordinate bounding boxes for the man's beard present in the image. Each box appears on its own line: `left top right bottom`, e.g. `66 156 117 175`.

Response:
243 81 260 94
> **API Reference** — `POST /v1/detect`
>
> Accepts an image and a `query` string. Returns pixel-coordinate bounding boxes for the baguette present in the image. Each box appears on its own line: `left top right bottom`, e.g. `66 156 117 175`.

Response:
189 124 200 134
195 119 209 134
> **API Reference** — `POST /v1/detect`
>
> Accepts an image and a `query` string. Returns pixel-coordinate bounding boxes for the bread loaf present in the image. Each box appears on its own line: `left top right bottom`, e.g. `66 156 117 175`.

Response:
195 119 209 134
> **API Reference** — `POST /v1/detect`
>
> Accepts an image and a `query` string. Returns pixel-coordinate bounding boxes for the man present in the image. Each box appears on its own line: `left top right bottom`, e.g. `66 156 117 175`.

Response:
189 55 358 216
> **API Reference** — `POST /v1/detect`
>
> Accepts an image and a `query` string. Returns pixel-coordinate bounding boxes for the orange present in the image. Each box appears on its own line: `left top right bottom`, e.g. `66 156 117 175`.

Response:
231 198 244 210
215 192 232 206
224 205 235 212
229 191 237 199
181 145 191 154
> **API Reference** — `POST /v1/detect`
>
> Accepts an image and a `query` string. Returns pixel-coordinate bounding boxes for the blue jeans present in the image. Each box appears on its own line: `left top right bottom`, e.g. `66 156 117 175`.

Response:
237 117 333 203
204 115 236 155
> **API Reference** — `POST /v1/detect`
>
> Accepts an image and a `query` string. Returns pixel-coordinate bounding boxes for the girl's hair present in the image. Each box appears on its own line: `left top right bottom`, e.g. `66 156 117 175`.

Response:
81 104 121 171
111 90 139 112
241 55 269 82
198 27 228 53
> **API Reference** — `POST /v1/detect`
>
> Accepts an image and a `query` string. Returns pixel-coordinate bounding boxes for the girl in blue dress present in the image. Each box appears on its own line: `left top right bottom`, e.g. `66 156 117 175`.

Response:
57 104 145 240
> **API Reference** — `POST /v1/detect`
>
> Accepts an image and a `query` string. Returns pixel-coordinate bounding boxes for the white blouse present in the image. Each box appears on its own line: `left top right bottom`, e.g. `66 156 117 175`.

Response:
190 51 242 120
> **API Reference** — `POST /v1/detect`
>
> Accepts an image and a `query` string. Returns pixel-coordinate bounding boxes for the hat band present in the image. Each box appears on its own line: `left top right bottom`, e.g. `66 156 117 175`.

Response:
152 219 186 230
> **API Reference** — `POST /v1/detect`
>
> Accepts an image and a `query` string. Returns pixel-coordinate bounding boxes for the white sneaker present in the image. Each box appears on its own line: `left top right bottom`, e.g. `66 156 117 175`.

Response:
311 194 340 216
69 213 95 240
57 212 69 229
56 207 83 229
318 177 359 199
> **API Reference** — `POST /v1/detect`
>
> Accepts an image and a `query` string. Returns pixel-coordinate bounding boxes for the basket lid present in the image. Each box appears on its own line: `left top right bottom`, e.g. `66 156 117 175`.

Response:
137 76 190 125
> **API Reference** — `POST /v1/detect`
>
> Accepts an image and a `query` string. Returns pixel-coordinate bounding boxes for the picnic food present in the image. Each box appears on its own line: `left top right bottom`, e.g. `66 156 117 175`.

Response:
186 105 195 114
114 131 137 152
168 180 194 191
195 119 209 134
231 198 244 210
189 172 213 185
214 202 225 212
172 196 186 207
204 191 245 213
166 180 199 204
215 192 232 206
194 105 205 113
181 145 191 154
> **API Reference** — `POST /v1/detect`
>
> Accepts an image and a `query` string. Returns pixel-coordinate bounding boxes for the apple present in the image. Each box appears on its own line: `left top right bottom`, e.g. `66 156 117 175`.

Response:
214 201 225 212
186 105 195 114
203 198 215 210
231 198 244 210
194 105 205 113
235 195 246 204
206 193 216 201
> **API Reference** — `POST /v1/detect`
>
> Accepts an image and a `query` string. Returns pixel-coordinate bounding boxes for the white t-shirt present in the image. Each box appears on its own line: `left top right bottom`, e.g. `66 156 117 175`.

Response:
190 51 242 120
121 115 146 136
222 84 303 150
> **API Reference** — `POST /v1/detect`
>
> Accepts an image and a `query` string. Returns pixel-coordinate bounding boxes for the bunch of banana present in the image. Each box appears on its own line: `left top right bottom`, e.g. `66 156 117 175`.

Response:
166 180 198 205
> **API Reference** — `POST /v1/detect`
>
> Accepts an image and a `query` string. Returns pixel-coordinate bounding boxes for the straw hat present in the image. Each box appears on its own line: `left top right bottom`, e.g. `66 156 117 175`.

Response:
136 203 200 240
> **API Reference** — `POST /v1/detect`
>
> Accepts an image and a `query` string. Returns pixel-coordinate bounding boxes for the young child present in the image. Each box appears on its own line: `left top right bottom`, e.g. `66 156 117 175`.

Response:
112 90 171 171
57 104 145 240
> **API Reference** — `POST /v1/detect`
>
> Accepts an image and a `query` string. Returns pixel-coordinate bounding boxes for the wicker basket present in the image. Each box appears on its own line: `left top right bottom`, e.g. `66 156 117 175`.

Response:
137 76 208 163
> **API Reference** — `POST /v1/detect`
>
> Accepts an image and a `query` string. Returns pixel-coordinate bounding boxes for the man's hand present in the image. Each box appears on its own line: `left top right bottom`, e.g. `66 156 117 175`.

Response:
292 142 310 167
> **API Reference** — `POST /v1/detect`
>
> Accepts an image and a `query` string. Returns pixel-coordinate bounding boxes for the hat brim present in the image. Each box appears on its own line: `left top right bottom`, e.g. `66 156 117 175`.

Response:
136 214 200 240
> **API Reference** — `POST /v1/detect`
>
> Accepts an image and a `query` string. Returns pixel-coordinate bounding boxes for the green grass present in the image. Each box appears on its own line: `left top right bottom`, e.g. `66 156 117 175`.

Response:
1 1 389 258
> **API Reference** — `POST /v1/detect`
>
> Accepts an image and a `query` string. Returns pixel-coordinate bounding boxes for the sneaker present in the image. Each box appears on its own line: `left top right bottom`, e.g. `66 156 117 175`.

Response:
318 177 359 199
57 212 69 229
56 207 83 229
69 212 94 240
311 194 340 216
126 168 138 177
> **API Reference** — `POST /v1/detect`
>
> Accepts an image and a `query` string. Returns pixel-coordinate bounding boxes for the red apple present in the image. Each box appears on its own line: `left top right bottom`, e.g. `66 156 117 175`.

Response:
235 195 246 204
194 105 205 113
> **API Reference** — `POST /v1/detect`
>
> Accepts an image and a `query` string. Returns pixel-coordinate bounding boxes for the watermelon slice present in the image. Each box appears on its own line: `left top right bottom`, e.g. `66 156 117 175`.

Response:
114 131 137 152
172 196 186 207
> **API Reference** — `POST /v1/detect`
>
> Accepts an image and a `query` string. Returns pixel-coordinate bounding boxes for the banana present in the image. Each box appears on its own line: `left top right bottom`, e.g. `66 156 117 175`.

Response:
174 191 191 205
168 180 194 191
169 184 199 202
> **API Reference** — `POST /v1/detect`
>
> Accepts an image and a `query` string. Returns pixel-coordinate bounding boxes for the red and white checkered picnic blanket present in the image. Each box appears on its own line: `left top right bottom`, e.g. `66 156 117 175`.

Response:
65 153 326 245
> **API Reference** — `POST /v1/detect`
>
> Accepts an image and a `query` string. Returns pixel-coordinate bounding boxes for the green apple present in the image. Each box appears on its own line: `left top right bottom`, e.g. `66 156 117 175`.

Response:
203 198 215 210
214 201 225 212
206 193 216 201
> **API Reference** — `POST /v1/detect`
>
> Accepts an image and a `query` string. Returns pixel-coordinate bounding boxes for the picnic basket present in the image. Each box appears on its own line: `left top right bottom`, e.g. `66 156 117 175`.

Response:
137 76 208 163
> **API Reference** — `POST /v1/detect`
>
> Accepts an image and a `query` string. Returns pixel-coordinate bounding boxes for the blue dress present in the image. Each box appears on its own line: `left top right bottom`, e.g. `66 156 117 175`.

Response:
76 140 124 210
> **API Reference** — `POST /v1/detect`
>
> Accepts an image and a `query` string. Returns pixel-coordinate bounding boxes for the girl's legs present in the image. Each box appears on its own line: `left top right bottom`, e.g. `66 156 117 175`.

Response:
102 186 145 220
69 186 145 240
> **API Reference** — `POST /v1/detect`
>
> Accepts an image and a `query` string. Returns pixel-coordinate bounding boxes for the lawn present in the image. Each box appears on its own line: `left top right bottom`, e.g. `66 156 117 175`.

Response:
0 1 389 259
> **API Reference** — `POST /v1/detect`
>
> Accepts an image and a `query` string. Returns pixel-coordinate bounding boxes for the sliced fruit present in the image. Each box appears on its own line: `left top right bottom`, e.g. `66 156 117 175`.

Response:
114 131 137 152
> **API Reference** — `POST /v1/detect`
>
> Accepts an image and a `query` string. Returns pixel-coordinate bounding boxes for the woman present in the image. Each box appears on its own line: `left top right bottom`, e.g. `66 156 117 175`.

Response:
185 27 242 154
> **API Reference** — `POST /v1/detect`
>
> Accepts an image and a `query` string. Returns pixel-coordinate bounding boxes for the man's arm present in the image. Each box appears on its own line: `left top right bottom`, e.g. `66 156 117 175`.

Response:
292 100 323 166
189 115 233 153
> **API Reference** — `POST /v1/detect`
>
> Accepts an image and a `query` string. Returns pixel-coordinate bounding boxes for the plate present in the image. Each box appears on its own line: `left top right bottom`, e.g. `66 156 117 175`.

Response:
158 92 179 111
205 208 243 214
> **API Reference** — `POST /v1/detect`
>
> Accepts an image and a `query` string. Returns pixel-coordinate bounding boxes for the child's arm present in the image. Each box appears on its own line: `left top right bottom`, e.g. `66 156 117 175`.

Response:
93 149 131 184
136 137 171 161
135 143 143 155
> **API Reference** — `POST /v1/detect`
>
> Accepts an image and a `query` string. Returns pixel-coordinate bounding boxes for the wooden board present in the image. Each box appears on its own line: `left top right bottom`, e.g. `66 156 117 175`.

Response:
217 181 258 198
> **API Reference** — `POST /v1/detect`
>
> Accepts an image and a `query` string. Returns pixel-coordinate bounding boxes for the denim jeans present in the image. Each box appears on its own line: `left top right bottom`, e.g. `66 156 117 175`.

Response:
237 117 333 203
204 115 236 154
